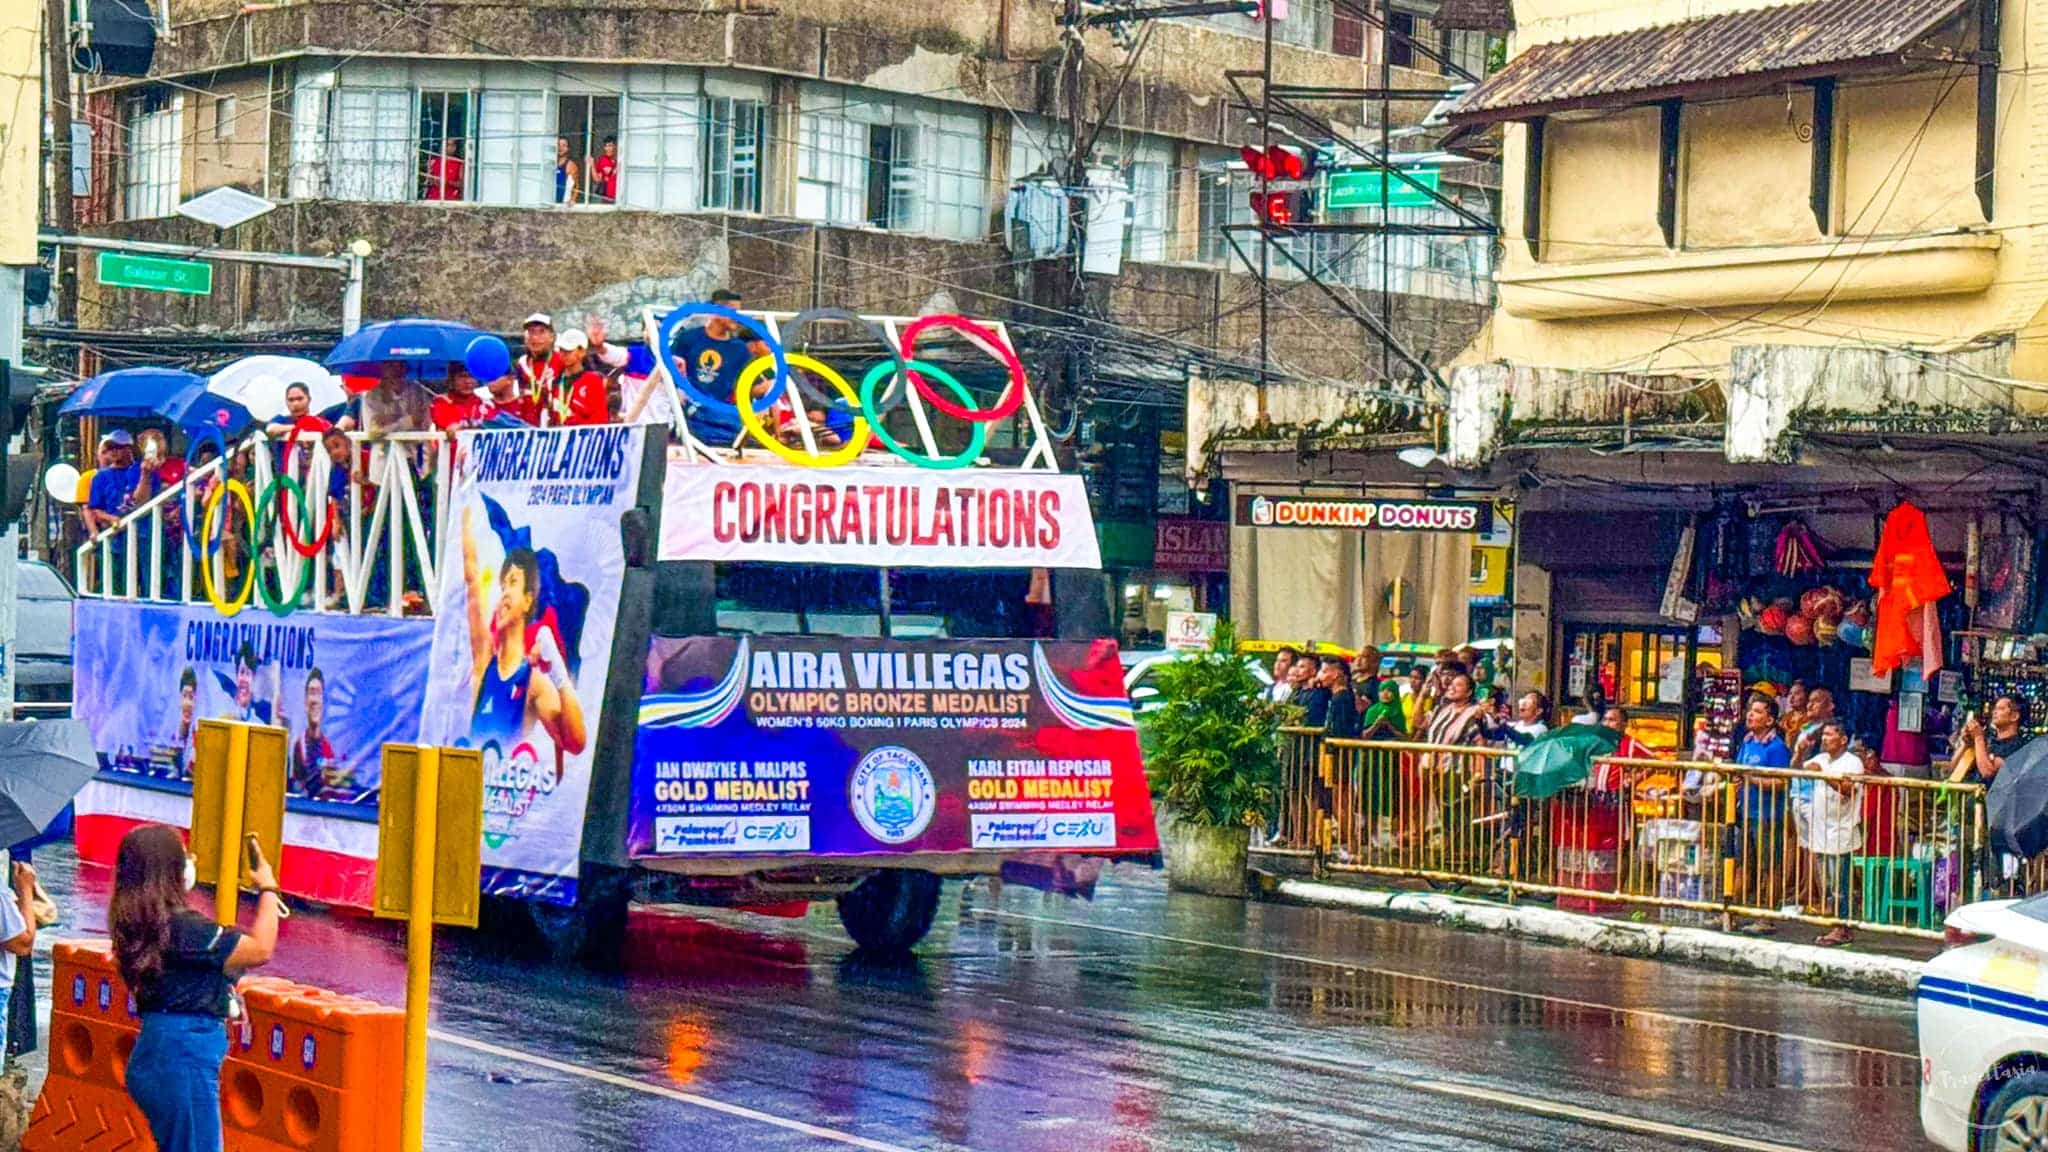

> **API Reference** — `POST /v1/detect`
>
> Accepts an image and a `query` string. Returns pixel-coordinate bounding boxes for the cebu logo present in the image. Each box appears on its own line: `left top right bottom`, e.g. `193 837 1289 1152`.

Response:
850 746 936 844
1250 495 1274 526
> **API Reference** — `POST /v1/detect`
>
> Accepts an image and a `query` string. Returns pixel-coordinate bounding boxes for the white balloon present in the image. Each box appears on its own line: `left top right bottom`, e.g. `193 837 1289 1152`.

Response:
43 463 81 504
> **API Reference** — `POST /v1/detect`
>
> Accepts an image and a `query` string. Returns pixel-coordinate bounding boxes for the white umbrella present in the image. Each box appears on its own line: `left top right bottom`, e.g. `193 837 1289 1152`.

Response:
207 356 348 422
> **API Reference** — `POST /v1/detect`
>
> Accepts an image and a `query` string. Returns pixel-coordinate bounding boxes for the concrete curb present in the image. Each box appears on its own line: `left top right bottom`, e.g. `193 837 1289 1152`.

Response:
1269 878 1926 997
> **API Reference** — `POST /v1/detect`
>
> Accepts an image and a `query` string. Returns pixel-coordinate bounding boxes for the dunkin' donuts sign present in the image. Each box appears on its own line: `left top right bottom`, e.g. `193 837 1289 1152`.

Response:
1235 494 1492 534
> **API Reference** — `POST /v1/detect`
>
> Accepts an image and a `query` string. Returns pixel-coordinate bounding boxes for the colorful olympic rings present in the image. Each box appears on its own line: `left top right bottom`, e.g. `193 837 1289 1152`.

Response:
653 302 786 420
255 476 314 617
898 314 1028 423
275 427 339 558
182 426 232 561
778 308 914 414
860 360 986 471
199 478 256 617
736 354 874 468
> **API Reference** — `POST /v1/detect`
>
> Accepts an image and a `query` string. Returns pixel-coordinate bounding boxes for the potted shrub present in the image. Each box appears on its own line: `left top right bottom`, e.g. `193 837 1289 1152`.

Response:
1144 622 1285 896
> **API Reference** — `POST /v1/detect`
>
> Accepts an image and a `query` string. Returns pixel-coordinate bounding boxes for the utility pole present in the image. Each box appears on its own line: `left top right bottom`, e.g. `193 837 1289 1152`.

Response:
43 0 76 325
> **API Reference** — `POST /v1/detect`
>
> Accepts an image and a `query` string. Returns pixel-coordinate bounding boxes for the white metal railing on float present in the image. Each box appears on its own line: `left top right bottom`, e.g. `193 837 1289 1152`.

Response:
73 431 451 618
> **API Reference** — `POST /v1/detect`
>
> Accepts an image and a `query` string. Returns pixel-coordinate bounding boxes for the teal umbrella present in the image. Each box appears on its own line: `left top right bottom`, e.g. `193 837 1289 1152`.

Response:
1513 723 1621 801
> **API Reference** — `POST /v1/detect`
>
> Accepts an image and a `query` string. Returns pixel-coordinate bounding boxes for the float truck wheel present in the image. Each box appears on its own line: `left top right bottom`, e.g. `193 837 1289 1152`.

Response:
522 864 634 965
835 870 942 954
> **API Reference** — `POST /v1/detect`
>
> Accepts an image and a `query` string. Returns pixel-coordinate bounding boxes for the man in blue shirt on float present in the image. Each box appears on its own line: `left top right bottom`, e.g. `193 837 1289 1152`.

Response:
1732 693 1793 935
669 288 773 449
83 430 140 593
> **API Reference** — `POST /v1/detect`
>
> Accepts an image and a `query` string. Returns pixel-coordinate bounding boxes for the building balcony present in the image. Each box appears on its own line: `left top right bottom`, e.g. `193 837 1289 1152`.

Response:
1498 231 2003 321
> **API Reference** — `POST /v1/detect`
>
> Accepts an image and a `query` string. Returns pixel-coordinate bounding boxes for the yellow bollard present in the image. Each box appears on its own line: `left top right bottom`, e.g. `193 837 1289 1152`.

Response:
217 723 250 929
400 746 440 1152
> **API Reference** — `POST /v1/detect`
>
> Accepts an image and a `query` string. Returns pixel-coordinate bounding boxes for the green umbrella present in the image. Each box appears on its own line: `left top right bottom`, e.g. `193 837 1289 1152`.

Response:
1513 723 1621 801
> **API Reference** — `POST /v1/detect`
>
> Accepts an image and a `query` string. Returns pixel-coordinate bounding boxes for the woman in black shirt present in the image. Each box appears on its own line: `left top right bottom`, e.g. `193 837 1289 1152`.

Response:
110 824 280 1152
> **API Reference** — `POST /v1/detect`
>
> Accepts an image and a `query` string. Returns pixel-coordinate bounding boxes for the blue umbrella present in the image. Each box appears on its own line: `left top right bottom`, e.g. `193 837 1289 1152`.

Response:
324 318 489 377
160 383 255 439
59 367 206 419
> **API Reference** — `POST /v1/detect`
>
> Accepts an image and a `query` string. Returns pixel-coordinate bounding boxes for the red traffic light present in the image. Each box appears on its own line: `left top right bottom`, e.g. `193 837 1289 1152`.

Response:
1239 143 1308 183
1250 190 1296 227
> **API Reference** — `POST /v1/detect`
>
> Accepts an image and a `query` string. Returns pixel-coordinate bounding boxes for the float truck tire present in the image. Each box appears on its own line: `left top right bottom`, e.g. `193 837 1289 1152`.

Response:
835 870 942 954
519 864 634 965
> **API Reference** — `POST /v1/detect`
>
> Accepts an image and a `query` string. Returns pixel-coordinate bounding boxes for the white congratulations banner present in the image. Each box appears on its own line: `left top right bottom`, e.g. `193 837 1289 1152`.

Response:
661 462 1103 569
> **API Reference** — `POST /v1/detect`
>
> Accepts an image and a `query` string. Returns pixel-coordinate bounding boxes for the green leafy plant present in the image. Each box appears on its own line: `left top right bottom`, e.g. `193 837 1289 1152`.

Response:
1142 622 1285 829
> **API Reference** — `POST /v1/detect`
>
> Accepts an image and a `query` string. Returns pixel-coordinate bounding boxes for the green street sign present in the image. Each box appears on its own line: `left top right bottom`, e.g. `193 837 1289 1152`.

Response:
1326 168 1442 211
96 251 215 295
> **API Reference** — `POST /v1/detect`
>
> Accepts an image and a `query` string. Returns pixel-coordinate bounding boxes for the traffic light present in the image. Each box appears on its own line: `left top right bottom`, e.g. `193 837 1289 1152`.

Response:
1243 143 1317 229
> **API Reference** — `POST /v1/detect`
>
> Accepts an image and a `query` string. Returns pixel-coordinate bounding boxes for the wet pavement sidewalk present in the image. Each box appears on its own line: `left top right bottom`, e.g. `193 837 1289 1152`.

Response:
26 845 1929 1151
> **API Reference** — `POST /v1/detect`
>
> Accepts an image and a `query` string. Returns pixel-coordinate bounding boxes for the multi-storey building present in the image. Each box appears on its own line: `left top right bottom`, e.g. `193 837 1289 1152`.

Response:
1203 0 2048 736
55 0 1501 640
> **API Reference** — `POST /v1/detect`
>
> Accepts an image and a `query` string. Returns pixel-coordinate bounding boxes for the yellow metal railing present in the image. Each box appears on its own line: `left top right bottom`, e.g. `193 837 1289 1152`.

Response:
1272 737 1990 940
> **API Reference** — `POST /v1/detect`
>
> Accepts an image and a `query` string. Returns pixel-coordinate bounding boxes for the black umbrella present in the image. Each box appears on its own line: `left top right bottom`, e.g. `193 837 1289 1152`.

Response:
0 721 99 847
1987 736 2048 859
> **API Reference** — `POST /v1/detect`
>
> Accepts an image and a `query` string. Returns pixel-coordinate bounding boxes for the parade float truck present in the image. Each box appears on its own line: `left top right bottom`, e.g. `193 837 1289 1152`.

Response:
68 307 1160 957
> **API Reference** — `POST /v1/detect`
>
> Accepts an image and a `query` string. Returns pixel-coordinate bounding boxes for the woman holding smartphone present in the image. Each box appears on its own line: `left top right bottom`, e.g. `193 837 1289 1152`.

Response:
110 825 281 1152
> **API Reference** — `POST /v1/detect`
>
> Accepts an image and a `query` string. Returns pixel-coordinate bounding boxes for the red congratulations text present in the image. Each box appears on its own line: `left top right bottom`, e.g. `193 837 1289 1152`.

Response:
711 480 1062 551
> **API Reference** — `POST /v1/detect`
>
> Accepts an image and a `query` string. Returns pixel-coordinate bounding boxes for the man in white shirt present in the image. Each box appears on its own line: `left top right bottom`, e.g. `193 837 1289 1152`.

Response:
1798 719 1863 947
1267 648 1301 705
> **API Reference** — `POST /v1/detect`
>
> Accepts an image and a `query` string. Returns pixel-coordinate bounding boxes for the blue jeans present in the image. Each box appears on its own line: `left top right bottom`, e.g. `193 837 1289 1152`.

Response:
128 1013 227 1152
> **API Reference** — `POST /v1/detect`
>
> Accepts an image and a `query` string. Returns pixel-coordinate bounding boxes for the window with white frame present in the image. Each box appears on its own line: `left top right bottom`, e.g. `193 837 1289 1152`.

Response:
417 90 473 201
477 90 553 206
619 68 702 213
288 81 329 199
122 92 183 219
703 95 765 213
796 84 877 226
1124 138 1172 262
796 87 988 240
329 87 413 202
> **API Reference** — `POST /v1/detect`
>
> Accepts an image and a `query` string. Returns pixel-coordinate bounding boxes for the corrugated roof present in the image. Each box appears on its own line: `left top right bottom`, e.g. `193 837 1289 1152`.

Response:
1448 0 1971 125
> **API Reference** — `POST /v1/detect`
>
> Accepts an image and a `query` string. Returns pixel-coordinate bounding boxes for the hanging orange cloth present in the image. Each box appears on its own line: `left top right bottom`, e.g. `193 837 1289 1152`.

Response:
1869 502 1951 677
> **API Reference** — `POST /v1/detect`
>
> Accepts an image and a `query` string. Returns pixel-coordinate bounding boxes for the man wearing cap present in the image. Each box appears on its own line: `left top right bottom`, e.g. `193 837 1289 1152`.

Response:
668 288 771 448
84 431 140 591
545 330 611 427
515 313 563 399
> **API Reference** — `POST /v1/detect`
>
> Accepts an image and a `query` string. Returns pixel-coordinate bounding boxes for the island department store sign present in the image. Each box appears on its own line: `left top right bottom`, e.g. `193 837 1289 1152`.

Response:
1235 494 1493 534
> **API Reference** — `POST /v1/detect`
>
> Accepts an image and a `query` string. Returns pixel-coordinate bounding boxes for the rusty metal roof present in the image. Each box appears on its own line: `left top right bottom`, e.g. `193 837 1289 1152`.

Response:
1448 0 1971 125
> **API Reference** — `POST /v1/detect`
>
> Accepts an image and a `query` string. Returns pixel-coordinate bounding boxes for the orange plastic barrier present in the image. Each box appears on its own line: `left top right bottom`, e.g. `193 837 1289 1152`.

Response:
224 982 401 1152
25 941 402 1152
26 939 151 1152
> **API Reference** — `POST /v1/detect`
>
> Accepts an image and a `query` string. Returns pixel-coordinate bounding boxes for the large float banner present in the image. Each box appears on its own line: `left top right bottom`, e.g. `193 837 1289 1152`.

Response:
419 425 645 904
73 599 432 816
627 636 1159 859
660 462 1103 569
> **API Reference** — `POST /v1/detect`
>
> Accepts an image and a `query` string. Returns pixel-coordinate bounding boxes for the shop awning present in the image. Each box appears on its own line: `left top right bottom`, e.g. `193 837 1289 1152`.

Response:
1446 0 1973 127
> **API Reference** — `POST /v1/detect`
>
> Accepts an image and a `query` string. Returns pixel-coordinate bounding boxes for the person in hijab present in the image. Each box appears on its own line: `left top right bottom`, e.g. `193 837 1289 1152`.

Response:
1362 680 1408 740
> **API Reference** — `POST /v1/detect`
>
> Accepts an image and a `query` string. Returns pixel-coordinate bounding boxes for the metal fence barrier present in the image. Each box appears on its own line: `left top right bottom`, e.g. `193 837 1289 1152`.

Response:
1267 735 1992 940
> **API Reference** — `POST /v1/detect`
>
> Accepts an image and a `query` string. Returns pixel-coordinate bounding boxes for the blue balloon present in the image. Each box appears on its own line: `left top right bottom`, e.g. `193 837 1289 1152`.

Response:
464 334 512 382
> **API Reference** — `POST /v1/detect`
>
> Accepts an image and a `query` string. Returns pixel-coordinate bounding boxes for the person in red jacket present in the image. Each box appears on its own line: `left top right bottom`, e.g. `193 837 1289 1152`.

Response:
430 364 492 432
547 330 611 426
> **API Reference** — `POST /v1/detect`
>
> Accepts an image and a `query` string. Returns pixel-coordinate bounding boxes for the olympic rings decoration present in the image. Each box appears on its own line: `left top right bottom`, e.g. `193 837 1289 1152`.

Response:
254 477 314 617
641 309 1034 471
276 426 339 559
777 308 914 414
860 360 987 471
898 314 1029 424
654 302 786 420
735 354 874 468
199 479 257 617
181 426 231 561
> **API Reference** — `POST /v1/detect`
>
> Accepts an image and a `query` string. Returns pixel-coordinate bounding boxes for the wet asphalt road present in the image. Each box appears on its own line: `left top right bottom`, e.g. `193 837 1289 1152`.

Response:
31 846 1928 1151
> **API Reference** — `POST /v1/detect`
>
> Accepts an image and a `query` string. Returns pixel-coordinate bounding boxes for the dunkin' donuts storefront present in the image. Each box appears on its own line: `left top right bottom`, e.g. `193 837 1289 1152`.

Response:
1230 489 1499 649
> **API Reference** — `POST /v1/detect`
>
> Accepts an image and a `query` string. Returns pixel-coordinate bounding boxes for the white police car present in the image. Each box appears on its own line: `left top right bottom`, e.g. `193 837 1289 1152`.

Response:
1921 895 2048 1150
